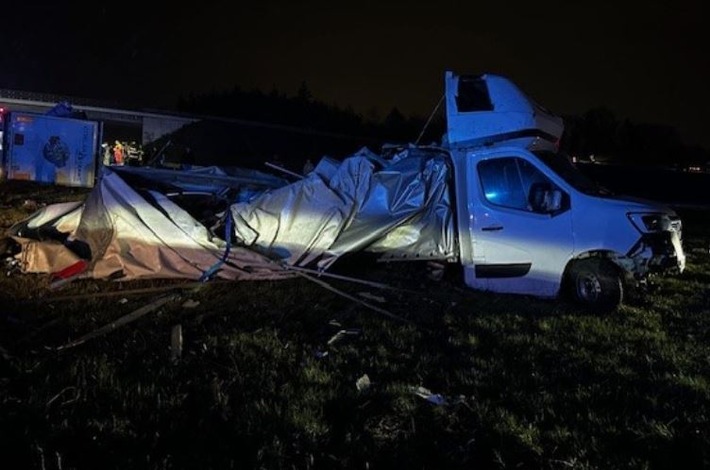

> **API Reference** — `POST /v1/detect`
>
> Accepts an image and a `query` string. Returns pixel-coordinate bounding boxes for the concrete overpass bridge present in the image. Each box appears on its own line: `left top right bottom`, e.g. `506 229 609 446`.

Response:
0 88 197 145
0 88 382 169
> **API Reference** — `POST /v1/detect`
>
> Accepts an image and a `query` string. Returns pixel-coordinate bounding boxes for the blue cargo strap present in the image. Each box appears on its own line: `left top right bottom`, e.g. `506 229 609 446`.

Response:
199 209 234 282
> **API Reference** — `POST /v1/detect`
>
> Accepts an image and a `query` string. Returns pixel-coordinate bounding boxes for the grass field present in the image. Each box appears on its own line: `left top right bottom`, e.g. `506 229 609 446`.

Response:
1 179 709 469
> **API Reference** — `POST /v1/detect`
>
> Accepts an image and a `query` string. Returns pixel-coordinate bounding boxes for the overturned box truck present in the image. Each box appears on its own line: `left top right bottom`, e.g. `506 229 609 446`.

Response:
5 71 686 311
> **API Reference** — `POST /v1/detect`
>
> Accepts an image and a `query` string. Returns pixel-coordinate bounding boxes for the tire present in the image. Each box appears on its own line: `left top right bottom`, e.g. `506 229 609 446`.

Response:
565 258 623 312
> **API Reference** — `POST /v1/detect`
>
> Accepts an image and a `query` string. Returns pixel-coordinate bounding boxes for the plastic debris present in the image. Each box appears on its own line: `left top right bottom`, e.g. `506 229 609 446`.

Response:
171 324 183 363
55 294 179 351
182 299 200 308
327 328 362 346
356 374 371 392
411 386 447 406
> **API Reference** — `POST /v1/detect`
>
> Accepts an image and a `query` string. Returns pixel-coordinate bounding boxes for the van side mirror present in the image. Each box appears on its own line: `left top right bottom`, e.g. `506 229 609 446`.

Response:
546 189 563 212
528 183 563 213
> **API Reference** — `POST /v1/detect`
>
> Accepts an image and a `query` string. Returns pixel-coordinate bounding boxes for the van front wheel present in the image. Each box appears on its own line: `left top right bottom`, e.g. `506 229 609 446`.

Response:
565 258 623 312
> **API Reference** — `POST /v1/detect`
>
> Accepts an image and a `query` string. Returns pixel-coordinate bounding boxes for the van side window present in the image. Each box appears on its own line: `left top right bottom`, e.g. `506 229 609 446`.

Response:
478 157 564 213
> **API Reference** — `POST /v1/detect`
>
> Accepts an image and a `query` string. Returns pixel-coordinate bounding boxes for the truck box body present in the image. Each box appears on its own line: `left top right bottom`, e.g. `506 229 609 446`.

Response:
2 111 101 187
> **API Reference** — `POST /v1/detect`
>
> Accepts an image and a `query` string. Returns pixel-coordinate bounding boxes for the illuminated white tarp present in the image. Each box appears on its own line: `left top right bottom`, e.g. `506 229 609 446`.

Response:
6 147 456 280
232 147 456 269
9 167 292 280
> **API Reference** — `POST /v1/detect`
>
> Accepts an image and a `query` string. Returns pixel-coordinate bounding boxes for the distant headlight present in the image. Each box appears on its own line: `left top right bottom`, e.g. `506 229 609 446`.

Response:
627 212 672 233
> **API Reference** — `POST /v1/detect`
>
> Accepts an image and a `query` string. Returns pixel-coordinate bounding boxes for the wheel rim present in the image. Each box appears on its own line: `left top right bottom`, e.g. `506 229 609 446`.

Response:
577 272 602 303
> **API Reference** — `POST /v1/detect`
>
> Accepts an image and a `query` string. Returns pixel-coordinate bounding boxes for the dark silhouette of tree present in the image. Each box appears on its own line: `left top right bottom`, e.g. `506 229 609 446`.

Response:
381 107 409 141
561 107 706 167
582 107 618 157
175 83 437 152
296 81 313 103
175 83 708 170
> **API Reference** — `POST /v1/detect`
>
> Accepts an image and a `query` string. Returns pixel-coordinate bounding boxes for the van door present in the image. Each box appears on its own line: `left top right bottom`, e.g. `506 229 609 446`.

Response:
466 151 574 297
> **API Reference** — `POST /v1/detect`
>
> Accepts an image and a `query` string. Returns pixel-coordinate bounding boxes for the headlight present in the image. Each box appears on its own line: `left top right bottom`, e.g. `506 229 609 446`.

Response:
627 212 672 233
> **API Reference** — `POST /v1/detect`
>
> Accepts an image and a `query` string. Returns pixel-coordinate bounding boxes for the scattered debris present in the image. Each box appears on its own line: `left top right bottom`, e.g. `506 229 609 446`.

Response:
54 293 180 351
182 299 200 309
356 374 371 392
358 292 386 303
409 386 467 406
411 386 447 405
314 350 329 359
294 270 415 326
171 324 183 363
283 265 405 292
327 328 362 346
264 161 304 180
45 386 80 408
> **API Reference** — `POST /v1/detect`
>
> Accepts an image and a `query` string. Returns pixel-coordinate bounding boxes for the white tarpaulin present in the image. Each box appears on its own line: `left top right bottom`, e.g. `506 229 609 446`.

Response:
232 147 456 269
6 147 456 281
9 167 292 281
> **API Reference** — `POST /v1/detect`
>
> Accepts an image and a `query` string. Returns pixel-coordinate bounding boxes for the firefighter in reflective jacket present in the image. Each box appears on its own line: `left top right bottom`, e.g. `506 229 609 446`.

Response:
113 141 124 165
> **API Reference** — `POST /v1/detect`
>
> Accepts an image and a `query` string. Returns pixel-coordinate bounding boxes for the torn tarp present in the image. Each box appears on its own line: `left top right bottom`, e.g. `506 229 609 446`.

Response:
231 146 456 269
6 147 456 281
8 166 292 281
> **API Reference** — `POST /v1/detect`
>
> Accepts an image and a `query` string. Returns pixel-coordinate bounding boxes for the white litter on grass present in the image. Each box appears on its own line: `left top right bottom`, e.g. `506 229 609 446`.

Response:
356 374 371 392
327 328 361 345
182 299 200 308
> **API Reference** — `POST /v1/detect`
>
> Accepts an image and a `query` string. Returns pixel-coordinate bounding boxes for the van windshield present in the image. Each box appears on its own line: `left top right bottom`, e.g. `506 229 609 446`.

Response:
533 151 613 196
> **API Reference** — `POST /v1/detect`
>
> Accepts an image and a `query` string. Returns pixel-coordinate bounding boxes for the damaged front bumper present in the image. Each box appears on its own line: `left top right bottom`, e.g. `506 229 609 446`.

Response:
618 217 686 279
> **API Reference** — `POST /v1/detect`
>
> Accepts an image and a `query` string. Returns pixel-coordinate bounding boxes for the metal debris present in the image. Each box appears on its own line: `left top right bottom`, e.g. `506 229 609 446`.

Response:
357 292 386 303
54 293 180 351
171 324 183 363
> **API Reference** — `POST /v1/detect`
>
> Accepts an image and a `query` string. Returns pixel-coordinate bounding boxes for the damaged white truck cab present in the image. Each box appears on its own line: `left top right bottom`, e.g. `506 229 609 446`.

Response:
442 71 685 310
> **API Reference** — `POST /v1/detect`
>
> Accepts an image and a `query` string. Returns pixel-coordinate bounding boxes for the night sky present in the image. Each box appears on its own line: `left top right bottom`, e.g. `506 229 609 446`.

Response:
2 1 708 148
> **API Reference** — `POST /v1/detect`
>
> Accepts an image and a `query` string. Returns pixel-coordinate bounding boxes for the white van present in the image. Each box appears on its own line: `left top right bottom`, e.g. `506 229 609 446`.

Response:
444 72 685 310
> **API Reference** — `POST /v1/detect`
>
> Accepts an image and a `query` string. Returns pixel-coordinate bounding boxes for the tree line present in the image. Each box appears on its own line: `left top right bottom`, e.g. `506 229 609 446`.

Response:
560 107 709 167
175 84 708 168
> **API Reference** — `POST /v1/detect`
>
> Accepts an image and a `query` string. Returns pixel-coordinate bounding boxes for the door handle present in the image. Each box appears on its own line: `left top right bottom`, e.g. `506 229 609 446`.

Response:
481 225 503 232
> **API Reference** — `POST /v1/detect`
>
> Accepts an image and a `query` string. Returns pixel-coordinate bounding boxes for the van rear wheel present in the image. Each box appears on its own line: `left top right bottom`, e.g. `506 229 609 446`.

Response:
565 258 623 312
